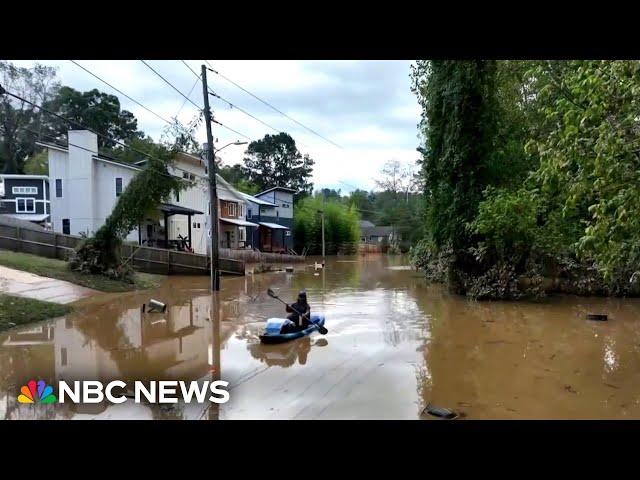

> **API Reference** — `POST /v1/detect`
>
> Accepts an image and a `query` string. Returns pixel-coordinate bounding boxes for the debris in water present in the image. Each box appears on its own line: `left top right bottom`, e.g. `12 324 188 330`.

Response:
148 299 167 313
422 404 458 419
604 383 620 390
564 385 577 394
586 313 608 321
285 266 294 273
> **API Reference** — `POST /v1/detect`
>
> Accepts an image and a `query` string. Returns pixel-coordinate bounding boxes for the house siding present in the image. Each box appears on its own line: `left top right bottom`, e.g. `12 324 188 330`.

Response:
0 176 50 220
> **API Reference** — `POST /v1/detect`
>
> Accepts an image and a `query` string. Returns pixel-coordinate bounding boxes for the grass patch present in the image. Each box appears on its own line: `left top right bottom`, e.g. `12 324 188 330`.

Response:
0 250 164 292
0 294 72 331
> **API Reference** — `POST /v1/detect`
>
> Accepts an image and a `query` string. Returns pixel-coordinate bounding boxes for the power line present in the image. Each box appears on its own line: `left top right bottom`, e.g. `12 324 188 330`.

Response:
23 127 197 185
140 60 202 110
211 119 250 141
69 60 173 125
2 87 205 183
175 76 200 118
70 60 244 146
181 60 280 135
205 60 343 149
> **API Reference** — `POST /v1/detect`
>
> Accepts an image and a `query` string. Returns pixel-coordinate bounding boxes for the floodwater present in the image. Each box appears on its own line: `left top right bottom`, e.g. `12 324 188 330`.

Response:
2 255 640 420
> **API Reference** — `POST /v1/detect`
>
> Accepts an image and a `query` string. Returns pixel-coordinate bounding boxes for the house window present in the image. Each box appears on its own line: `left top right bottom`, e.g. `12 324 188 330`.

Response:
281 203 289 208
227 203 237 217
16 198 35 213
61 348 68 366
285 230 291 236
12 186 38 195
55 179 63 198
62 219 70 235
115 177 123 197
247 208 252 219
176 191 180 203
239 227 246 241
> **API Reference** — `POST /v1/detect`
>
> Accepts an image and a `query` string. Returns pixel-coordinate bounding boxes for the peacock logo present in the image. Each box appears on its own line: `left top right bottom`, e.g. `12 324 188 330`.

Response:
18 379 57 404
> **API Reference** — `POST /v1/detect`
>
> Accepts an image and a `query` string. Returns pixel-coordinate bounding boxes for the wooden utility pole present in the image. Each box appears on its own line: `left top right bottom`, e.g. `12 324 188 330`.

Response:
202 65 220 291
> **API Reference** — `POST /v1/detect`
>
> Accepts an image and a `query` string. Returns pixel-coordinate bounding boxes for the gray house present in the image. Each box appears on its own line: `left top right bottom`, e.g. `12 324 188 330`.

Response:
360 220 395 245
240 186 295 253
0 174 51 227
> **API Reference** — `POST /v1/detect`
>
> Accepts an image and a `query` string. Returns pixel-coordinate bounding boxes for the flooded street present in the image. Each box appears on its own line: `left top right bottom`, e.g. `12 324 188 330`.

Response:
2 255 640 419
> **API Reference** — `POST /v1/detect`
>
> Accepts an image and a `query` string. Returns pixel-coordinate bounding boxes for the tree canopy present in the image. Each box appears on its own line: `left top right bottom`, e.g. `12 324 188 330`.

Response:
242 132 314 194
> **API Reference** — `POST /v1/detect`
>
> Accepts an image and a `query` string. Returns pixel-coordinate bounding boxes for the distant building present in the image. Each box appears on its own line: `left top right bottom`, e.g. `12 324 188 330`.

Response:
360 223 395 245
250 187 295 253
0 174 51 227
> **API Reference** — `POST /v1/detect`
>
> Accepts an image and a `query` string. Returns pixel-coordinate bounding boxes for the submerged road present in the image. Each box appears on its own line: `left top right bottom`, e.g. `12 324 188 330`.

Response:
2 255 640 419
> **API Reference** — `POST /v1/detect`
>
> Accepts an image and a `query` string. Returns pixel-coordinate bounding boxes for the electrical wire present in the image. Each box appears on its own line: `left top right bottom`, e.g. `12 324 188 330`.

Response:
140 60 202 110
205 60 343 149
181 60 279 136
69 60 173 125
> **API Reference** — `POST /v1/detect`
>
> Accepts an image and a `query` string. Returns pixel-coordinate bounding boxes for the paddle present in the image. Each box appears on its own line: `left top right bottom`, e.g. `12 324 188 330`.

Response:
267 288 328 335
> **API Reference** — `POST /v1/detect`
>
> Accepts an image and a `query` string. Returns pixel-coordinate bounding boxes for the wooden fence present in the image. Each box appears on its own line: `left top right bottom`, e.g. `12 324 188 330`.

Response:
219 247 305 264
0 224 245 276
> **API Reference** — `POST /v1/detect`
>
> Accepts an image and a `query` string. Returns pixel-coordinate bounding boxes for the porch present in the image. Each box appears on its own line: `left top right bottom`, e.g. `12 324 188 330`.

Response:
257 222 290 253
220 217 259 249
138 203 204 253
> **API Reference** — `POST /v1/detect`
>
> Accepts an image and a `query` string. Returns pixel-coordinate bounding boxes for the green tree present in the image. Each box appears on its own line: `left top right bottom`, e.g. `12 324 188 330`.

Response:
44 86 142 151
528 60 640 281
293 195 360 255
346 189 376 221
23 150 48 175
0 61 60 173
219 163 259 194
242 132 314 194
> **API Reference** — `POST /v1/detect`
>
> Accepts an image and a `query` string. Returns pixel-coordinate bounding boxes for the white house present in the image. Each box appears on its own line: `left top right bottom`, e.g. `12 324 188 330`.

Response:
39 129 258 255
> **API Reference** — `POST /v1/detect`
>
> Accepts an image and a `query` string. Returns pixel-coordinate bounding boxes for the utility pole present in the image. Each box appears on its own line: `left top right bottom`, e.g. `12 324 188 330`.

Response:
202 65 220 291
317 209 325 266
321 211 325 265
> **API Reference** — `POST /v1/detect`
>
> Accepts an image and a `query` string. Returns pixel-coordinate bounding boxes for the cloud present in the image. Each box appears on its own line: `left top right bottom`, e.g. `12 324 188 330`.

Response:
8 59 421 191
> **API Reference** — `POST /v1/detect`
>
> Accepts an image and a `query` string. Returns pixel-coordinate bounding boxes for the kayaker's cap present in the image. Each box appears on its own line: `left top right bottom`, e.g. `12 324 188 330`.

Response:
298 290 307 300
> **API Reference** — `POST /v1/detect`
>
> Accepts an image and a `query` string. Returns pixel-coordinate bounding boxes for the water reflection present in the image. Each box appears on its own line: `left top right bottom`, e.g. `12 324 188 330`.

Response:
2 255 640 419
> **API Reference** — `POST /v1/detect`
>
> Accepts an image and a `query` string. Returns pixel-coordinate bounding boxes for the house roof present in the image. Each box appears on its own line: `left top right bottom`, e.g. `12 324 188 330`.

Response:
358 220 375 228
0 174 49 180
158 203 203 216
256 186 297 196
259 222 290 230
221 217 259 227
215 175 247 203
237 191 276 207
36 140 143 171
362 226 393 237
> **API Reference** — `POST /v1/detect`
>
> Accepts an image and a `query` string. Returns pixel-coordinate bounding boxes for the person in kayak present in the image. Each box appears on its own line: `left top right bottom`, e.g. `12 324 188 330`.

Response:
285 290 311 331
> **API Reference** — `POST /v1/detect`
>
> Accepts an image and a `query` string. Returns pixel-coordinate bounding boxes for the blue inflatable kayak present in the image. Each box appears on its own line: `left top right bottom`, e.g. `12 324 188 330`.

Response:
260 314 326 344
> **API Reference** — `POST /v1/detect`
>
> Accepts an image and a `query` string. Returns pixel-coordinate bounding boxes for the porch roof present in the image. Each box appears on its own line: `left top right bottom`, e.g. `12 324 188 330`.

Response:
158 203 203 216
259 222 290 230
221 217 259 227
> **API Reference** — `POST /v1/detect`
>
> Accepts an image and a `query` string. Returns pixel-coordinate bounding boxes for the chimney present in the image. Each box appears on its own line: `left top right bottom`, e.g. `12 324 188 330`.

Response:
67 130 98 235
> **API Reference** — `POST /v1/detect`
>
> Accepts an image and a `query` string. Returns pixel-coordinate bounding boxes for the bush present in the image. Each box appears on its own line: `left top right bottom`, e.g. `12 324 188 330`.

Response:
294 196 360 255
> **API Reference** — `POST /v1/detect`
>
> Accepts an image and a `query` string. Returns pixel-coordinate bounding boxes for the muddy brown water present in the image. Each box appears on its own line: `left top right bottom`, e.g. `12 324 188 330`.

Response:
2 255 640 420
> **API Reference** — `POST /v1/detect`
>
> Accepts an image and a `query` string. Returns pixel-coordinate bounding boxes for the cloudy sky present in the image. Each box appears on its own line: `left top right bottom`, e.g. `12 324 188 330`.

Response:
11 60 421 193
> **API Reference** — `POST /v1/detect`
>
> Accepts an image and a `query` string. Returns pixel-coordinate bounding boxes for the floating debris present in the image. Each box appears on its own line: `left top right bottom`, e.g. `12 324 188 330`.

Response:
564 385 577 394
422 403 458 419
147 299 167 313
586 313 608 321
285 266 294 273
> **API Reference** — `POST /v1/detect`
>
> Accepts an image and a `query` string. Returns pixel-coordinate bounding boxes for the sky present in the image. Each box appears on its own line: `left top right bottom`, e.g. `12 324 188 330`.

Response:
10 60 421 193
